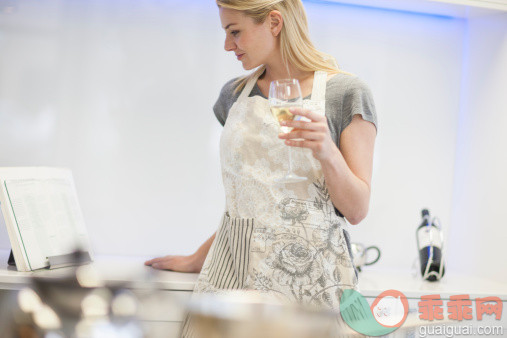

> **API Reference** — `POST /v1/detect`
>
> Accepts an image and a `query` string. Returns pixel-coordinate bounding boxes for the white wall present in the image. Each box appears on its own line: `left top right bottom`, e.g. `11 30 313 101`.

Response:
0 0 235 257
306 3 464 272
448 13 507 284
0 0 475 275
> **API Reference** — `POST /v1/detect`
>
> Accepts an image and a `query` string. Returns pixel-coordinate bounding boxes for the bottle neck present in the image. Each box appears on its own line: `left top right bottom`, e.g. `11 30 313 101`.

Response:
417 215 432 231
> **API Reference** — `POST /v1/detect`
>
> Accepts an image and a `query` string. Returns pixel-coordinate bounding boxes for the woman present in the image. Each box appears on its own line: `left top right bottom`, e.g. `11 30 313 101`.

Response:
145 0 377 330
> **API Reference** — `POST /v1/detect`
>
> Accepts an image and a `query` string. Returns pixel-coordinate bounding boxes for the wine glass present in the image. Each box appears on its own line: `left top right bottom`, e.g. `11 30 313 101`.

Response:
269 79 307 183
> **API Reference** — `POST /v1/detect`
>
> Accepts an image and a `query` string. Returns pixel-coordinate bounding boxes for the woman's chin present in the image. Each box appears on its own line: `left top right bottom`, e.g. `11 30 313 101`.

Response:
241 61 261 71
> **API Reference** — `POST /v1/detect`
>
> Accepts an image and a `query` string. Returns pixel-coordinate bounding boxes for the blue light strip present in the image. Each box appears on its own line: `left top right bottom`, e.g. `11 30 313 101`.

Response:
303 0 457 19
447 14 470 261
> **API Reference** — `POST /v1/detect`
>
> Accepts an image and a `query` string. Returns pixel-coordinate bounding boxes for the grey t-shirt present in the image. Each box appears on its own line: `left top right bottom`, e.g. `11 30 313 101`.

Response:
213 72 378 148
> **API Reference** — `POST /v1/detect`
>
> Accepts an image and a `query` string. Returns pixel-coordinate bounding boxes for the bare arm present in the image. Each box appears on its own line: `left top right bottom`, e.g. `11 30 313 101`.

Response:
144 233 216 272
320 115 376 224
280 111 376 225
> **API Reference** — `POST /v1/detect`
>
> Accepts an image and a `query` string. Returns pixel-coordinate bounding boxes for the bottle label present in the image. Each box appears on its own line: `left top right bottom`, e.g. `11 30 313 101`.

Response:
417 227 442 249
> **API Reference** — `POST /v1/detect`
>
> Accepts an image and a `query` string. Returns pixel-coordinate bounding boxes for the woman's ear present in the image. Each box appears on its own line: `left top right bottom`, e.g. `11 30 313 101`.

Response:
268 10 283 36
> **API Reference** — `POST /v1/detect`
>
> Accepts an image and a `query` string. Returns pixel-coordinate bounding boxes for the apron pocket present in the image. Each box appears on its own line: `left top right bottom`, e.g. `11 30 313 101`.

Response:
205 213 254 290
229 216 254 289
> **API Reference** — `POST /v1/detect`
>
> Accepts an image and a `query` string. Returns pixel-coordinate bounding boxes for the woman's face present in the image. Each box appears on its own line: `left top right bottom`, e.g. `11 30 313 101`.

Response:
219 7 277 70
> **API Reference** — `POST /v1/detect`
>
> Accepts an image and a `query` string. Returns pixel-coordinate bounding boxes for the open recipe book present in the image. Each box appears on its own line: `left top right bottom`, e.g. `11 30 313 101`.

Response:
0 167 92 271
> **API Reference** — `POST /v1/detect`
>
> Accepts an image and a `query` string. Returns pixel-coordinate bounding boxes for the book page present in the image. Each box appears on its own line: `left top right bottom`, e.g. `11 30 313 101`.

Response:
4 178 91 270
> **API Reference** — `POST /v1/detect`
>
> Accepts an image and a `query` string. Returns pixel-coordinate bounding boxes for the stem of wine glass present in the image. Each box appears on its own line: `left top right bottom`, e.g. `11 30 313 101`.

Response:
287 145 293 174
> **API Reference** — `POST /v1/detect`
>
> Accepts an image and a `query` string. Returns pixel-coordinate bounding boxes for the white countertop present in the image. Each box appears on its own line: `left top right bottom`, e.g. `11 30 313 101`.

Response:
357 266 507 300
0 250 198 291
1 250 506 300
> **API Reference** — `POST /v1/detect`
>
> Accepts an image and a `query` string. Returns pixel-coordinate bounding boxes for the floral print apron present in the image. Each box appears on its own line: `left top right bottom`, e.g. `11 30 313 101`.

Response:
181 71 358 337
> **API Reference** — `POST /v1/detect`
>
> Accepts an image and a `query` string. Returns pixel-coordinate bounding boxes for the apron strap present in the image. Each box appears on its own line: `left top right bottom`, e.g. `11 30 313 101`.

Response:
238 70 262 102
311 70 327 102
238 70 327 103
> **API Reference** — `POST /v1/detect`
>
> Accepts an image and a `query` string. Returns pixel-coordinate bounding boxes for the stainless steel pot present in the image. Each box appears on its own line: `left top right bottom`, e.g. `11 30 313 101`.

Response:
186 291 361 338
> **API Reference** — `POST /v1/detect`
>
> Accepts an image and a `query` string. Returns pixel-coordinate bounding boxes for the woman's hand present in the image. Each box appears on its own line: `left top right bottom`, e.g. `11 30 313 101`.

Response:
144 254 203 273
279 110 377 224
278 108 338 162
144 233 215 272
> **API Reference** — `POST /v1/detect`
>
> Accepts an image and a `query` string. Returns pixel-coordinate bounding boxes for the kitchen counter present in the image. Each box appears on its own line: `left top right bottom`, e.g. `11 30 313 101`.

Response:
1 250 505 337
1 250 506 300
0 250 198 291
357 266 507 300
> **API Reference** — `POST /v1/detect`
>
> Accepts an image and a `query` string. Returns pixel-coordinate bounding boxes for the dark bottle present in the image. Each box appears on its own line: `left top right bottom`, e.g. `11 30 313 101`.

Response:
416 209 445 282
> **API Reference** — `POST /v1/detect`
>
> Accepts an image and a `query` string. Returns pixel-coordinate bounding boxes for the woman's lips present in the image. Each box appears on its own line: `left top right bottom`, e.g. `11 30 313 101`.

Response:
236 53 244 60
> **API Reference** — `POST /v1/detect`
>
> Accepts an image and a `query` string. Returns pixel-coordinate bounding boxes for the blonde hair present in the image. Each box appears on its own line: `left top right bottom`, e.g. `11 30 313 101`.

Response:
216 0 346 93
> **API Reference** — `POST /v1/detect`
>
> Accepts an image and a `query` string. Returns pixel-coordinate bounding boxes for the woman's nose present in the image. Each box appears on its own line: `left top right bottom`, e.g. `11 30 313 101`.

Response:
224 36 235 52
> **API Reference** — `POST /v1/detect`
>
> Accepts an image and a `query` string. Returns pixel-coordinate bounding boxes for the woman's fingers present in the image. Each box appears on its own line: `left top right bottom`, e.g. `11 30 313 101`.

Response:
278 108 328 133
146 255 199 272
152 259 174 270
284 139 323 152
145 255 174 267
276 109 334 160
289 107 326 122
150 256 178 270
280 120 326 131
279 130 325 141
144 256 164 265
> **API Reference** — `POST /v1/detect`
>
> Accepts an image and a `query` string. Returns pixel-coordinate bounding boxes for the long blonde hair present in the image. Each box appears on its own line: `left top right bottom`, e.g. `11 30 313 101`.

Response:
216 0 345 93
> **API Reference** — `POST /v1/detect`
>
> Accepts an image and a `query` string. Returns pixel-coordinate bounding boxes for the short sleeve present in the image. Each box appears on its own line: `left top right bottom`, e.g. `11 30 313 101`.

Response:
213 77 241 126
341 77 378 133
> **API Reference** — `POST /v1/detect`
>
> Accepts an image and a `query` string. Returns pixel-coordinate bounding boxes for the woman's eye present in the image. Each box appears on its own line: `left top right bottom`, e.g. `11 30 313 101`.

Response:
231 30 239 36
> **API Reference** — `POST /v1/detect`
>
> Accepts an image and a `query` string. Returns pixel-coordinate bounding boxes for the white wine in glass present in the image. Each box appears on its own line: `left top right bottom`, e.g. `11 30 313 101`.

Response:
269 79 307 183
270 105 299 133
